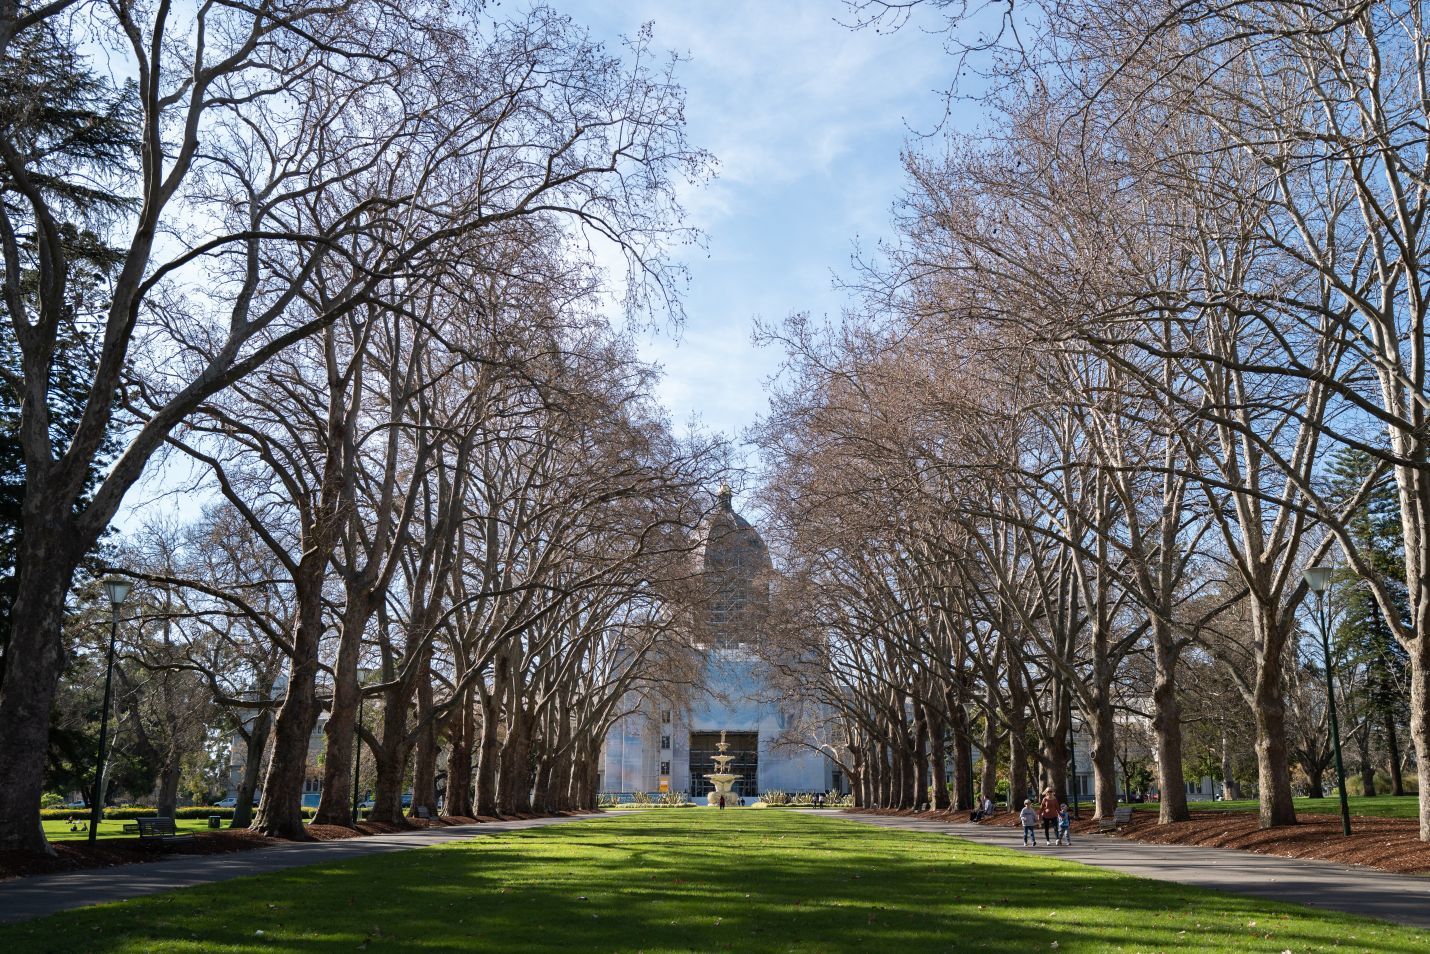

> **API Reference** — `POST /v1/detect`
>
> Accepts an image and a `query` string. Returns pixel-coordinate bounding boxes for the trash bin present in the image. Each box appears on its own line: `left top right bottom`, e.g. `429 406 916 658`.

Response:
208 815 221 829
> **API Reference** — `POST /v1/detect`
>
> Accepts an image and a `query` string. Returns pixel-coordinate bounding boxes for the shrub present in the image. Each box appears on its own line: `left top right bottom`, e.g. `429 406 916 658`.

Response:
175 807 234 819
596 793 621 808
630 791 653 806
658 790 690 807
760 790 789 806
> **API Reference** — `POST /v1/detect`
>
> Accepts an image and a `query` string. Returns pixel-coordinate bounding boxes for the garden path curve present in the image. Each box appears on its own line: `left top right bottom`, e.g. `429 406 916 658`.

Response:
831 811 1430 929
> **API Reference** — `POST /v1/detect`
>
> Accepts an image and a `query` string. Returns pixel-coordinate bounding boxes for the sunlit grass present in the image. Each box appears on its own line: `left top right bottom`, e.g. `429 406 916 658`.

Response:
41 818 216 842
3 810 1425 952
1131 795 1421 819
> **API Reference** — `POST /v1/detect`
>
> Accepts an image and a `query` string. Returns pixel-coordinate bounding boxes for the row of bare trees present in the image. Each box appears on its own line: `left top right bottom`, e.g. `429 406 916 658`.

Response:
754 0 1427 836
0 0 715 852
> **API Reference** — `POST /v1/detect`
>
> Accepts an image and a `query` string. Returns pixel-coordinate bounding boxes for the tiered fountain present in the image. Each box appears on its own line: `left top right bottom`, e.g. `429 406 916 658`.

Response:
704 730 740 806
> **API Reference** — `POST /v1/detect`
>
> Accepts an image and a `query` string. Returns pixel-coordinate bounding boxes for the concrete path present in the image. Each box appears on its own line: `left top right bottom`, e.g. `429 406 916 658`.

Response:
0 814 606 924
832 812 1430 929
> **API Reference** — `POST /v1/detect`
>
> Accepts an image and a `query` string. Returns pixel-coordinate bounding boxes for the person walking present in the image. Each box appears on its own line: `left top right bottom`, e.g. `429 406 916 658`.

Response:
1019 800 1039 846
1056 803 1072 846
1039 788 1059 845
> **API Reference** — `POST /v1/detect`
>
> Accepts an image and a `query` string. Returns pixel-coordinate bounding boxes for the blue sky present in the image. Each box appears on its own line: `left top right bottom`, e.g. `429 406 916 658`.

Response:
562 1 960 447
116 2 965 528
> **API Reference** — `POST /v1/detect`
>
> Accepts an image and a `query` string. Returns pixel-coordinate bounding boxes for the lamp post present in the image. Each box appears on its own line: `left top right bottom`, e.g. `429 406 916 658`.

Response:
89 576 132 842
1303 566 1352 836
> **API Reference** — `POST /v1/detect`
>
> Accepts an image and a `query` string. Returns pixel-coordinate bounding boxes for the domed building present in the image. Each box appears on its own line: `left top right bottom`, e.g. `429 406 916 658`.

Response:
598 486 839 801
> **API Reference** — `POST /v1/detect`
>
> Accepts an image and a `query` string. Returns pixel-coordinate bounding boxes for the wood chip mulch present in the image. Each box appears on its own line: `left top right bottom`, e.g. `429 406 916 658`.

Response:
848 805 1430 875
0 829 276 881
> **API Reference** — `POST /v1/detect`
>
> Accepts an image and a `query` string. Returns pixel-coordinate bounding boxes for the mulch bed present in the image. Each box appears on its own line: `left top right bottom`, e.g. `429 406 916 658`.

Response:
848 805 1430 875
1 811 578 881
0 829 275 881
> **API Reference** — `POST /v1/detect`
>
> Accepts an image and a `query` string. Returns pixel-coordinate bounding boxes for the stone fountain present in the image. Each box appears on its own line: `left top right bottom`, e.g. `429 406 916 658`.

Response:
704 730 740 806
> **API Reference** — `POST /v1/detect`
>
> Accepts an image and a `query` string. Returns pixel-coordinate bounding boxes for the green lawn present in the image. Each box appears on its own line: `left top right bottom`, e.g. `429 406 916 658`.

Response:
1132 795 1421 819
2 810 1425 953
42 818 216 842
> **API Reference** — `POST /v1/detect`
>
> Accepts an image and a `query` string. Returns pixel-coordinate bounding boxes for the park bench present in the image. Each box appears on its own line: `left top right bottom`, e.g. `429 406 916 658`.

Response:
1097 807 1134 832
134 816 194 844
414 806 431 819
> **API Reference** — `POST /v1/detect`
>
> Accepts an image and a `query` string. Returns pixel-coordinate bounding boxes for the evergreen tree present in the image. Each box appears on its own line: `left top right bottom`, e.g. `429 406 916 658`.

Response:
1327 447 1411 795
0 21 132 684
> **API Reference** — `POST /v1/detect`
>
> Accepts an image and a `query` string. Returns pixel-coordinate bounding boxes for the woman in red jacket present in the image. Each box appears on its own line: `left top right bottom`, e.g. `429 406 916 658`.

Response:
1039 788 1060 846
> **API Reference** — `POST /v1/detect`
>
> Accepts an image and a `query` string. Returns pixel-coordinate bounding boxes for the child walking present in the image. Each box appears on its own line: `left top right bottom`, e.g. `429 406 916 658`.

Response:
1056 804 1072 846
1019 799 1039 846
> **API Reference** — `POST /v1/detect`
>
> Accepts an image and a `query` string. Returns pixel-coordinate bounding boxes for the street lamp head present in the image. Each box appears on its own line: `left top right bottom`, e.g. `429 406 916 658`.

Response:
101 576 132 609
1303 566 1335 594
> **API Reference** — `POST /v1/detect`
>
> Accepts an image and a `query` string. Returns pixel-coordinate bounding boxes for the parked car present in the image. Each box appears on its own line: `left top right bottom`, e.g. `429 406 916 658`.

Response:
216 797 237 808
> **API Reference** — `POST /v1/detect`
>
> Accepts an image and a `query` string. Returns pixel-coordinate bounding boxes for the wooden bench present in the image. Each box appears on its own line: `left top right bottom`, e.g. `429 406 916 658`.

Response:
414 806 432 820
1097 806 1134 832
135 816 194 844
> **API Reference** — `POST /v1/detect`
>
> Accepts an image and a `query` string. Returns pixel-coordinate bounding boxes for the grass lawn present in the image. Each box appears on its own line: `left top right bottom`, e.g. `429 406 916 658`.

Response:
1131 795 1422 819
41 818 216 842
2 810 1426 953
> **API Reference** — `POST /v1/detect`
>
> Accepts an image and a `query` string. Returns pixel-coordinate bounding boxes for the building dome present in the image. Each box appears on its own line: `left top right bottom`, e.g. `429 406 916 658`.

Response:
692 485 771 647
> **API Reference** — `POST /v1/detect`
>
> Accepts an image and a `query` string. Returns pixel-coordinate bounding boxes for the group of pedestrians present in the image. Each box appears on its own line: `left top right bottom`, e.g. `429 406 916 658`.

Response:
1019 788 1072 847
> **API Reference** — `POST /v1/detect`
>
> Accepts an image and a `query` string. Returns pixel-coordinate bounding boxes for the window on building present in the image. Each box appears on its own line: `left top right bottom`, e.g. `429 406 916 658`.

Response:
660 761 670 775
660 735 671 750
661 710 671 724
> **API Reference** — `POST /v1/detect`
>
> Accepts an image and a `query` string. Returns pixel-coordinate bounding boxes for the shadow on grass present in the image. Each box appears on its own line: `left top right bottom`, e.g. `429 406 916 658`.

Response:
0 812 1424 953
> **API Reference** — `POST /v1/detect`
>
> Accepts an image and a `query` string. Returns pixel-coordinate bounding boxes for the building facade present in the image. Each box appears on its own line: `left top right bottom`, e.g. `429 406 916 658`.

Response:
599 486 835 801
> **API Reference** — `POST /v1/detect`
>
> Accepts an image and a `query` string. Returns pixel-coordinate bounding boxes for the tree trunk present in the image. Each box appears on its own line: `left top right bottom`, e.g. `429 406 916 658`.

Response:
251 555 328 841
231 709 272 829
445 691 475 818
1385 711 1405 796
1252 652 1298 827
1008 725 1028 813
410 662 438 819
911 707 929 809
369 682 415 825
156 755 182 817
1409 632 1430 840
1151 620 1190 822
0 530 80 853
474 692 501 816
979 717 1000 803
313 600 370 826
1360 759 1377 797
948 699 973 811
928 709 950 811
498 703 533 815
1220 728 1242 801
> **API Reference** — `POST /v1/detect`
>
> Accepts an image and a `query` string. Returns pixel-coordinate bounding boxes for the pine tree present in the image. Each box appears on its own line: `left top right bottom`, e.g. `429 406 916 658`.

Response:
0 21 132 686
1327 447 1411 795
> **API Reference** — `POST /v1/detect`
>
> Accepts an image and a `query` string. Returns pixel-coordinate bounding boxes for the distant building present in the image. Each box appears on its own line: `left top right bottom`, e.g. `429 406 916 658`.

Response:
599 486 837 801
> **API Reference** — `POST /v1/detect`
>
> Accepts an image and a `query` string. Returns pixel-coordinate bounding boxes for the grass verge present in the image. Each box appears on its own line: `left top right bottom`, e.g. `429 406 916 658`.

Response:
40 819 217 842
2 810 1425 952
1130 795 1420 819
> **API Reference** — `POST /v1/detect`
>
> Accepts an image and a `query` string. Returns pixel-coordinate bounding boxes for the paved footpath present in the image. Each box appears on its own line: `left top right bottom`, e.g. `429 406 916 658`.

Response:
0 814 607 925
833 812 1430 929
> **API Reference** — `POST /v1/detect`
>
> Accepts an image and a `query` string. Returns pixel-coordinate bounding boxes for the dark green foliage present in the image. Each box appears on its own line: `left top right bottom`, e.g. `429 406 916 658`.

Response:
1327 450 1409 719
0 20 134 685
